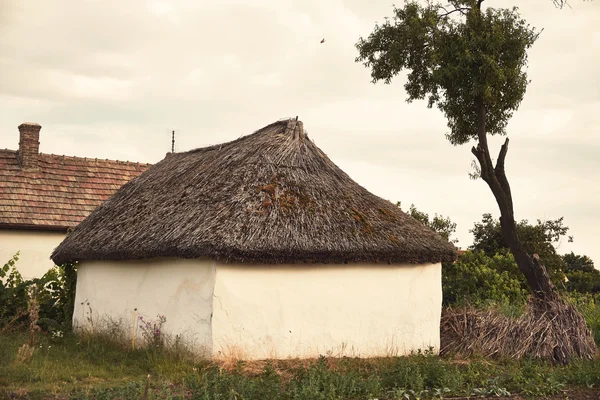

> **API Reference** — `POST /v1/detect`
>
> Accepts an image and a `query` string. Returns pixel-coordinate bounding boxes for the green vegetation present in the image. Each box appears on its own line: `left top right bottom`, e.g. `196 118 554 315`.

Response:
1 253 77 334
1 250 599 399
564 253 600 294
403 204 599 308
470 213 576 285
397 203 458 244
569 292 600 346
1 330 600 399
443 250 527 308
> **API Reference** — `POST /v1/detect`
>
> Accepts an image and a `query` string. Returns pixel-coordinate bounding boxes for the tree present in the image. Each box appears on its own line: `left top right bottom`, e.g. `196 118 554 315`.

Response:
470 213 570 283
356 0 557 300
469 214 600 293
564 252 596 274
471 214 570 255
397 202 458 243
563 252 600 294
355 0 596 361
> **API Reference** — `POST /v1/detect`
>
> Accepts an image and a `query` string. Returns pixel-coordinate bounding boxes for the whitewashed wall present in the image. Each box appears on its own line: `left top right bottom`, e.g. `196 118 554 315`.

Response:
73 258 215 354
212 262 442 360
73 258 442 360
0 230 65 280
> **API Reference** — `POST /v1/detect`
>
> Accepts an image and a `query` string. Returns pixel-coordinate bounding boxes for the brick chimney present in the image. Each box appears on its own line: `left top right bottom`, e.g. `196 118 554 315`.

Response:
18 122 41 170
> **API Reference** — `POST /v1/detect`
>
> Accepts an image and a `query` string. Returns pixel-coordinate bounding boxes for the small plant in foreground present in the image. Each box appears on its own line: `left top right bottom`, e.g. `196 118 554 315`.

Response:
470 377 511 397
51 329 64 342
139 314 167 348
15 343 34 363
26 285 40 346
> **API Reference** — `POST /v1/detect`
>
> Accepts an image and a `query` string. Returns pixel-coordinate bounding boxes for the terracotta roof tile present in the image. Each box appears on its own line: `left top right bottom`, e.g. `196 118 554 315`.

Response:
0 150 150 229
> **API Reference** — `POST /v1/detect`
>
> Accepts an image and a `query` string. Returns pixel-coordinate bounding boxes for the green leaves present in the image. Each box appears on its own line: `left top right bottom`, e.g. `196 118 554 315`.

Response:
469 213 573 284
442 250 528 307
355 1 539 145
0 255 78 332
1 252 20 280
397 202 458 244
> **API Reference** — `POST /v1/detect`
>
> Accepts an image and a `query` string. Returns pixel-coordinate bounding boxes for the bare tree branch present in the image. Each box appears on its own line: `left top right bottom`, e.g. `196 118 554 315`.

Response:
495 138 513 212
437 6 471 20
471 145 490 181
553 0 572 9
496 138 509 172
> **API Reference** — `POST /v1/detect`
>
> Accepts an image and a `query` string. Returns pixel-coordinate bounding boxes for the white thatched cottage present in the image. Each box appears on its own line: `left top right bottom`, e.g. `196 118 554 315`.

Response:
52 118 456 360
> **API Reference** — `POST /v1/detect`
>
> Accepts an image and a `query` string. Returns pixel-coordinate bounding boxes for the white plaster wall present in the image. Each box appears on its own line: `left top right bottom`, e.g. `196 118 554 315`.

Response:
0 230 65 280
212 262 442 360
73 258 216 354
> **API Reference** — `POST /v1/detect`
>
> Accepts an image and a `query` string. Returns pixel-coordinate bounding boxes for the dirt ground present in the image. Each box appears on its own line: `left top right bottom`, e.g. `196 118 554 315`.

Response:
450 388 600 399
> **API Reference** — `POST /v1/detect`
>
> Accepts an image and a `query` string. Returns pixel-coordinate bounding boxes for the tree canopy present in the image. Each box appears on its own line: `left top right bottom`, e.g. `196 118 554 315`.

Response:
399 203 599 304
356 0 539 145
396 202 458 243
563 252 600 294
470 213 570 279
467 213 598 295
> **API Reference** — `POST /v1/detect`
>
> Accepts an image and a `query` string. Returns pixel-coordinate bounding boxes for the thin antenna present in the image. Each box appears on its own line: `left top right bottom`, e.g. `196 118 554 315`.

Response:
171 130 175 153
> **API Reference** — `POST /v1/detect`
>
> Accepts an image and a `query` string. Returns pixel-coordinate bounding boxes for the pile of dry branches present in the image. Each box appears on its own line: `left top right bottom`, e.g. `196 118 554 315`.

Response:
441 297 598 364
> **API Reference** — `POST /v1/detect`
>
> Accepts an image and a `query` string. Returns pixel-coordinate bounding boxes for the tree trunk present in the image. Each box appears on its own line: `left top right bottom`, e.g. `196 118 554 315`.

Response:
470 99 597 363
470 98 559 301
465 3 595 364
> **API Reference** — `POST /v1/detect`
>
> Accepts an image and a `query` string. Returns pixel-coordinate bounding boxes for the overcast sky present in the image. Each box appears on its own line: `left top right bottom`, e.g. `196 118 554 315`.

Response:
1 0 598 264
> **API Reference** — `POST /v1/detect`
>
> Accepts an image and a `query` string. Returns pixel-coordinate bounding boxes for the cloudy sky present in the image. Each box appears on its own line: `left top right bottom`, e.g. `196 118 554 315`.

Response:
1 0 598 263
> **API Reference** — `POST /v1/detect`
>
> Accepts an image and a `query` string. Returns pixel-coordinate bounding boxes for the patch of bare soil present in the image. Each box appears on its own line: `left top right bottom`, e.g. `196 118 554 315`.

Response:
448 388 600 399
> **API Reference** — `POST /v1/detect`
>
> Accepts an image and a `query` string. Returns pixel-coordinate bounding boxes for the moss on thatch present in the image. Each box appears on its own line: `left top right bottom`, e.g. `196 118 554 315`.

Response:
51 119 457 265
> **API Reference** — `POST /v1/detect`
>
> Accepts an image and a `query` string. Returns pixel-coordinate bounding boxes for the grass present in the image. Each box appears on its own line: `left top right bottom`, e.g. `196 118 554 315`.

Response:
1 330 600 399
0 329 200 399
1 294 599 399
569 292 600 346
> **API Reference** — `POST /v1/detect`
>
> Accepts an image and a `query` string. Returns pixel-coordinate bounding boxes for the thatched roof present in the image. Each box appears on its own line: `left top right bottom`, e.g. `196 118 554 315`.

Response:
51 119 457 265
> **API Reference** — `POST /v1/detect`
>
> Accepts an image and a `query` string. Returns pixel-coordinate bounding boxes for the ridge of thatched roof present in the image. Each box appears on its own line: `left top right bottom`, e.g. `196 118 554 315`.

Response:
51 118 457 265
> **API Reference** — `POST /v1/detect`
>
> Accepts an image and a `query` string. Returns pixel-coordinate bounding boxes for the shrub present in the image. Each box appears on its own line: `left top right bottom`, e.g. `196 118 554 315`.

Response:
0 253 78 332
442 250 527 308
567 292 600 346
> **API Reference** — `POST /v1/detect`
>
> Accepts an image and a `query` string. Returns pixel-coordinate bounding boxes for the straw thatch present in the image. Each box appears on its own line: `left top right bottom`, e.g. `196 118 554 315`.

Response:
51 118 457 265
440 297 598 364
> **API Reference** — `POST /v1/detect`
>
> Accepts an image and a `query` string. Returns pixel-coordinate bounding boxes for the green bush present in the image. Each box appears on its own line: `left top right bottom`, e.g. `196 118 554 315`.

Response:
0 253 77 332
567 292 600 346
442 250 527 308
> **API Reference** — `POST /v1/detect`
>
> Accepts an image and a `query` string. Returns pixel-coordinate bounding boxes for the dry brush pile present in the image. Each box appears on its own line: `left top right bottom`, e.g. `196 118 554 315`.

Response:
441 297 598 364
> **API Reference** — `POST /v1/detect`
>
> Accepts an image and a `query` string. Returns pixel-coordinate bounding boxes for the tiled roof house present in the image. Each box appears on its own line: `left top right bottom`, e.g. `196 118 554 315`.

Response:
0 122 150 279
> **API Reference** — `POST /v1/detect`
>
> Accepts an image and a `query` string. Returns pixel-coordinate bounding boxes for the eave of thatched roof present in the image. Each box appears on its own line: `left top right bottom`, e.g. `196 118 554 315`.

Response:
51 118 457 265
